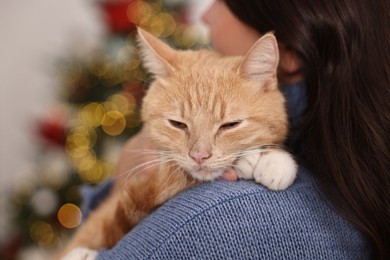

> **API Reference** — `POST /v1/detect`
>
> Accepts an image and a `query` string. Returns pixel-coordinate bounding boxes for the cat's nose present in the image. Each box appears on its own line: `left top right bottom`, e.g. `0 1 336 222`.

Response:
189 151 211 165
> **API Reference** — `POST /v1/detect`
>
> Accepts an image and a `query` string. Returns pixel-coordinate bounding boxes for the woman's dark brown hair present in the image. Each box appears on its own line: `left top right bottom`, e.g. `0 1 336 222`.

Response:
223 0 390 258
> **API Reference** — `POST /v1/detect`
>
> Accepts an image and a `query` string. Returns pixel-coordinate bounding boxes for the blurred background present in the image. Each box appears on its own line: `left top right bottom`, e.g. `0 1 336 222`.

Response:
0 0 212 259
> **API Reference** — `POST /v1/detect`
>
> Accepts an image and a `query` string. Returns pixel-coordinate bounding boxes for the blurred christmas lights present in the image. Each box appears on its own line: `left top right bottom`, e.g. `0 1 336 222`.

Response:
4 0 210 257
29 221 60 247
57 203 82 229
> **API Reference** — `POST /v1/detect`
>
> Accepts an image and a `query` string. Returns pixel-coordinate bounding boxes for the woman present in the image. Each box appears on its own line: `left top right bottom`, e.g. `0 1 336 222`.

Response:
203 0 390 258
84 0 389 258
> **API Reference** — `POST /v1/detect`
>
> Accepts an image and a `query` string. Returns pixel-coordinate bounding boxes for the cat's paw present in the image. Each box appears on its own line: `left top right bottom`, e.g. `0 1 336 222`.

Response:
234 152 262 180
235 150 297 190
62 247 98 260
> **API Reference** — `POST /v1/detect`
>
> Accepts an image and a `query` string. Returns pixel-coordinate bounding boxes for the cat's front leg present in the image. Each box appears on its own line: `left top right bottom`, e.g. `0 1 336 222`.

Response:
234 149 297 190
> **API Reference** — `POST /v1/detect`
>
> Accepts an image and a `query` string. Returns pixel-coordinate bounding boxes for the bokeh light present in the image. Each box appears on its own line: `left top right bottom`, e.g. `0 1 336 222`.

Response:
65 91 139 184
108 93 136 113
101 110 127 136
127 0 153 25
66 128 94 159
78 160 111 184
29 221 60 247
150 13 176 36
57 203 82 229
30 189 58 216
80 102 103 127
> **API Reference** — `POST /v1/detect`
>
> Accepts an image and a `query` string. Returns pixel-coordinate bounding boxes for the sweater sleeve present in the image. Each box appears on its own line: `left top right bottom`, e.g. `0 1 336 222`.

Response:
95 168 370 259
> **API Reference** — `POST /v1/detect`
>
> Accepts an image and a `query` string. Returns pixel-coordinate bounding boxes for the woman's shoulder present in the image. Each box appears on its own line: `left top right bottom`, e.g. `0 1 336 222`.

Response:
97 168 370 259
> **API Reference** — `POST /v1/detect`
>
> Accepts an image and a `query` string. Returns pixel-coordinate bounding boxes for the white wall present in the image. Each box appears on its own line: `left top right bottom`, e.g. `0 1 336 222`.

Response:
0 0 105 193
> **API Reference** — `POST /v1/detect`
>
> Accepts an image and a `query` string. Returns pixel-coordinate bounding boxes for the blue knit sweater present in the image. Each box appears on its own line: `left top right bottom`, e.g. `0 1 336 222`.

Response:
81 82 370 259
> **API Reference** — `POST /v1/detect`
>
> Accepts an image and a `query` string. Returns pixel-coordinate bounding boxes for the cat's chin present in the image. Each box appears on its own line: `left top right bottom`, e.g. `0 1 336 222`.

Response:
190 168 224 182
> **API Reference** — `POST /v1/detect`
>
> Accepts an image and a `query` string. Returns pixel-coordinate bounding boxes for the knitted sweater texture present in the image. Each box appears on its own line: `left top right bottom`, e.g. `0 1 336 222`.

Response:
91 170 368 259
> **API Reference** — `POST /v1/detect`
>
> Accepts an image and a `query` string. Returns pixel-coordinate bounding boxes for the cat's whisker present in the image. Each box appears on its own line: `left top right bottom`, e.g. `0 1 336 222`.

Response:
234 144 287 158
121 149 172 157
114 157 163 179
127 156 172 174
116 150 175 169
202 146 285 170
134 75 153 85
246 144 286 151
116 158 167 186
116 160 164 190
234 150 263 157
117 153 179 184
122 150 180 164
120 158 183 190
165 165 183 185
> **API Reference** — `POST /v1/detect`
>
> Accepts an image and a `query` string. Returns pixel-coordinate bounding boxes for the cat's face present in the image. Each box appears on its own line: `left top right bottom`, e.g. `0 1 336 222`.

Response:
138 28 288 181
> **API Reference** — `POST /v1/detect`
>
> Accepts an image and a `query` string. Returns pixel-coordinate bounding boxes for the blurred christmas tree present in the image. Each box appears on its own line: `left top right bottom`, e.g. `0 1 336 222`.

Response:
2 0 207 259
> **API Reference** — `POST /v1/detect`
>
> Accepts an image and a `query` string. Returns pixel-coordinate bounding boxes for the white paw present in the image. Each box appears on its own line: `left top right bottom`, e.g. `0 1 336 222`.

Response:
235 152 262 180
62 247 98 260
235 149 297 190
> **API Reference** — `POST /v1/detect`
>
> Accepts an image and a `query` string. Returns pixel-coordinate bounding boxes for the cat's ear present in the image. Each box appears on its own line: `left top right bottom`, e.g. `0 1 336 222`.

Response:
137 27 176 77
239 33 279 89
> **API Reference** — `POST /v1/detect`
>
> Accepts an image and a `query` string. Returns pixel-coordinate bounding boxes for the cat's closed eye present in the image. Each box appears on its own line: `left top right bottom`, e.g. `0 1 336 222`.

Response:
169 119 187 129
219 121 242 131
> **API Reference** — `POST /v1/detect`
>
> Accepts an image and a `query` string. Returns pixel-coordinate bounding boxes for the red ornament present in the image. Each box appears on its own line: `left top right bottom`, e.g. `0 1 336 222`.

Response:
100 0 138 34
36 109 67 147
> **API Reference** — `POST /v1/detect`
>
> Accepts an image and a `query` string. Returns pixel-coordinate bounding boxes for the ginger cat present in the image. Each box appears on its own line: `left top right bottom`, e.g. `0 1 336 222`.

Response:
57 28 297 259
